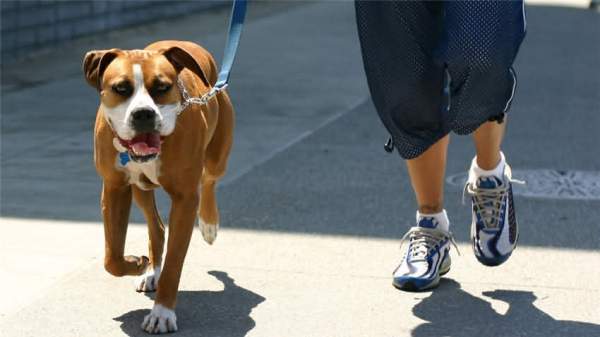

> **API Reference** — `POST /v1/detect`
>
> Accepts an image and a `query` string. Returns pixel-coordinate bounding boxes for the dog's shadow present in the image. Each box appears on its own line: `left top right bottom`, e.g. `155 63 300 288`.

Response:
114 271 265 337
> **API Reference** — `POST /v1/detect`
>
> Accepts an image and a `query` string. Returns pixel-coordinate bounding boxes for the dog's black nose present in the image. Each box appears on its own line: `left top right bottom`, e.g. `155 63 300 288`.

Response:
131 109 156 132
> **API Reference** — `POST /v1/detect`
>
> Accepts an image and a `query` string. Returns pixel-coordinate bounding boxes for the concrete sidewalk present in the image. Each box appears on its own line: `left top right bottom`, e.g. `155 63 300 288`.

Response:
1 1 599 337
2 217 599 337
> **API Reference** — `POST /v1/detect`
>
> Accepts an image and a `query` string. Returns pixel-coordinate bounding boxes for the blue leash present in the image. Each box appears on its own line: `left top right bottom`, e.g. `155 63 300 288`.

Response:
175 0 247 110
214 0 247 92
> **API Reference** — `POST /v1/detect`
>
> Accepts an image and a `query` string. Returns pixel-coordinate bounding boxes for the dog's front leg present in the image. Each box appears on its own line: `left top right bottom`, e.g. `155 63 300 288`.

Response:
141 189 199 334
102 182 149 276
132 186 165 292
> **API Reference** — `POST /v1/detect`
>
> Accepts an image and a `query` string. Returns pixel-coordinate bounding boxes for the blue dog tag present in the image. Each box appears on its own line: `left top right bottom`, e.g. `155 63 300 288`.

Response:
119 152 130 166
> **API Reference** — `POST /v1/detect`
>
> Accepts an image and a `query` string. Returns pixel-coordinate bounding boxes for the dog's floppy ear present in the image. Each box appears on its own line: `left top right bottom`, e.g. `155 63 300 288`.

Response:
83 49 121 90
162 46 211 87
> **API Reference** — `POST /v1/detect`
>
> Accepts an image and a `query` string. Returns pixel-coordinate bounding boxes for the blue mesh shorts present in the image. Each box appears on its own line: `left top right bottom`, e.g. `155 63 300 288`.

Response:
355 1 526 159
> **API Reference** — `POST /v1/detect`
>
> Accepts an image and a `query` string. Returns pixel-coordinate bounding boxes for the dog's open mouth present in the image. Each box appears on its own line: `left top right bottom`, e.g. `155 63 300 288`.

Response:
119 132 162 162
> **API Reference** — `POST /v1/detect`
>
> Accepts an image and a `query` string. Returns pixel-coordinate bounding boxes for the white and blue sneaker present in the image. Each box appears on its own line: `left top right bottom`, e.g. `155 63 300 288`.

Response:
393 211 458 291
466 153 521 266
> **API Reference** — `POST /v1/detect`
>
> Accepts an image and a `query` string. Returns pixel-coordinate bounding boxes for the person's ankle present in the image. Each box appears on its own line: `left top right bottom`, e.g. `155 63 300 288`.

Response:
471 152 506 180
476 154 501 171
418 204 443 214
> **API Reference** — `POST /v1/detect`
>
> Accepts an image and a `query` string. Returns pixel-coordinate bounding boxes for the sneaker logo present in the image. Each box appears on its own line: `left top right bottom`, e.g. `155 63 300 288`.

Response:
418 217 438 229
477 176 503 189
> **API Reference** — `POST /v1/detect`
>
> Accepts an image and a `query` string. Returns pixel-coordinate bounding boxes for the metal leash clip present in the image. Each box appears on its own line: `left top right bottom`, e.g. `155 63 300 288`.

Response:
175 78 227 115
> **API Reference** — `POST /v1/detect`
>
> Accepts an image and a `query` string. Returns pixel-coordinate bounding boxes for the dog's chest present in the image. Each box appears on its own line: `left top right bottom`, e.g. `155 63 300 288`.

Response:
117 155 162 190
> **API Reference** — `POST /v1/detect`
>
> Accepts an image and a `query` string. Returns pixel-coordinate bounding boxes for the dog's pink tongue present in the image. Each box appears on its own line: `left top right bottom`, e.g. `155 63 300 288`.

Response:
131 133 161 156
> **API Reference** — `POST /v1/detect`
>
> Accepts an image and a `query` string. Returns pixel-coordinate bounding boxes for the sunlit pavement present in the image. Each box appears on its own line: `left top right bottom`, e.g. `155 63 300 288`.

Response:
1 1 599 336
2 217 599 336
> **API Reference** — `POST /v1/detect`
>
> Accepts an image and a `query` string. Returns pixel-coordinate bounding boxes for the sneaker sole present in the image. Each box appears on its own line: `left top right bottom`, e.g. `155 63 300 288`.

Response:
472 231 518 267
475 251 512 267
392 259 451 292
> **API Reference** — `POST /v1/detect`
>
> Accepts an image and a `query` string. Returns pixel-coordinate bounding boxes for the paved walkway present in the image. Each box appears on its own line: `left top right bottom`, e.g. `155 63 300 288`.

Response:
1 2 599 336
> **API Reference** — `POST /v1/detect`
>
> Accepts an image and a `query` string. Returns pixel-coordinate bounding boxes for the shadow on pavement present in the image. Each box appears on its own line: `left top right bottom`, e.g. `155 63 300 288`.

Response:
114 271 265 337
1 5 598 251
412 279 600 337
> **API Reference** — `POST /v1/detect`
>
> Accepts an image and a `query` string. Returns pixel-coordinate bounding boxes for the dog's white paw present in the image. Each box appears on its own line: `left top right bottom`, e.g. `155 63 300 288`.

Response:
200 220 219 245
135 267 161 292
141 304 177 334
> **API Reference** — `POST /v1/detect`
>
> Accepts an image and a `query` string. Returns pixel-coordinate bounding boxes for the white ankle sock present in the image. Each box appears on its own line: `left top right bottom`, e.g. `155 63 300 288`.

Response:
416 209 450 232
470 151 506 180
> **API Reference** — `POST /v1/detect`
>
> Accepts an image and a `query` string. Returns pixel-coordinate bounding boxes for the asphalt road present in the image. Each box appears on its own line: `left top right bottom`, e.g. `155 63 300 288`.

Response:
1 1 599 336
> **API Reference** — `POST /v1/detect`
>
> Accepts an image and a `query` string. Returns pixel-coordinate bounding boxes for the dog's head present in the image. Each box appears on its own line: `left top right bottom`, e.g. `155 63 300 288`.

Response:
83 47 209 162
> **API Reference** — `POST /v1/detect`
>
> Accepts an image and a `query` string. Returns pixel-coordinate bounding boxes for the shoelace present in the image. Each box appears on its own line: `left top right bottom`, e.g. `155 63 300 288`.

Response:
399 227 460 261
463 176 525 229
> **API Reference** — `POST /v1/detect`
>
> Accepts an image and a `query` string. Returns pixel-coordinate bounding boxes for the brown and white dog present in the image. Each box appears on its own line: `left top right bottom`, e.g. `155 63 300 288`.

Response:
83 40 234 334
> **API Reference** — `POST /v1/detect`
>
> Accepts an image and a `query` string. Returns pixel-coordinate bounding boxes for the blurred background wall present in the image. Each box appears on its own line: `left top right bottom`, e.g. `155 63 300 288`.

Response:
0 0 227 63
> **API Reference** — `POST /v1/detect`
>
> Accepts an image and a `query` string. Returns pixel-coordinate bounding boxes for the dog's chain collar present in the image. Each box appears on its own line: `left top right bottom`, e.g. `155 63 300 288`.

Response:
175 76 226 115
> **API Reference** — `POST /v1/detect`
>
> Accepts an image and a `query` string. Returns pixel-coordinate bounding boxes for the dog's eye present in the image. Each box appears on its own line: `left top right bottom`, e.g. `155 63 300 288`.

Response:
151 82 172 96
112 82 133 96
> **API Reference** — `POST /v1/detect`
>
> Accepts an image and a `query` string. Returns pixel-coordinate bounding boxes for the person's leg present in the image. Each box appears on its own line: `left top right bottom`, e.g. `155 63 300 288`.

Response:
439 0 525 267
356 0 451 222
472 120 506 170
356 1 455 291
466 118 517 267
392 134 454 292
406 134 449 214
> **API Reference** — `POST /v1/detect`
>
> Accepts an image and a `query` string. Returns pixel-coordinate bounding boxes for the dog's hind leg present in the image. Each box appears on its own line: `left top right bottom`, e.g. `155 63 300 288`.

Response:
102 183 149 277
199 91 234 245
199 177 219 245
132 186 165 292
